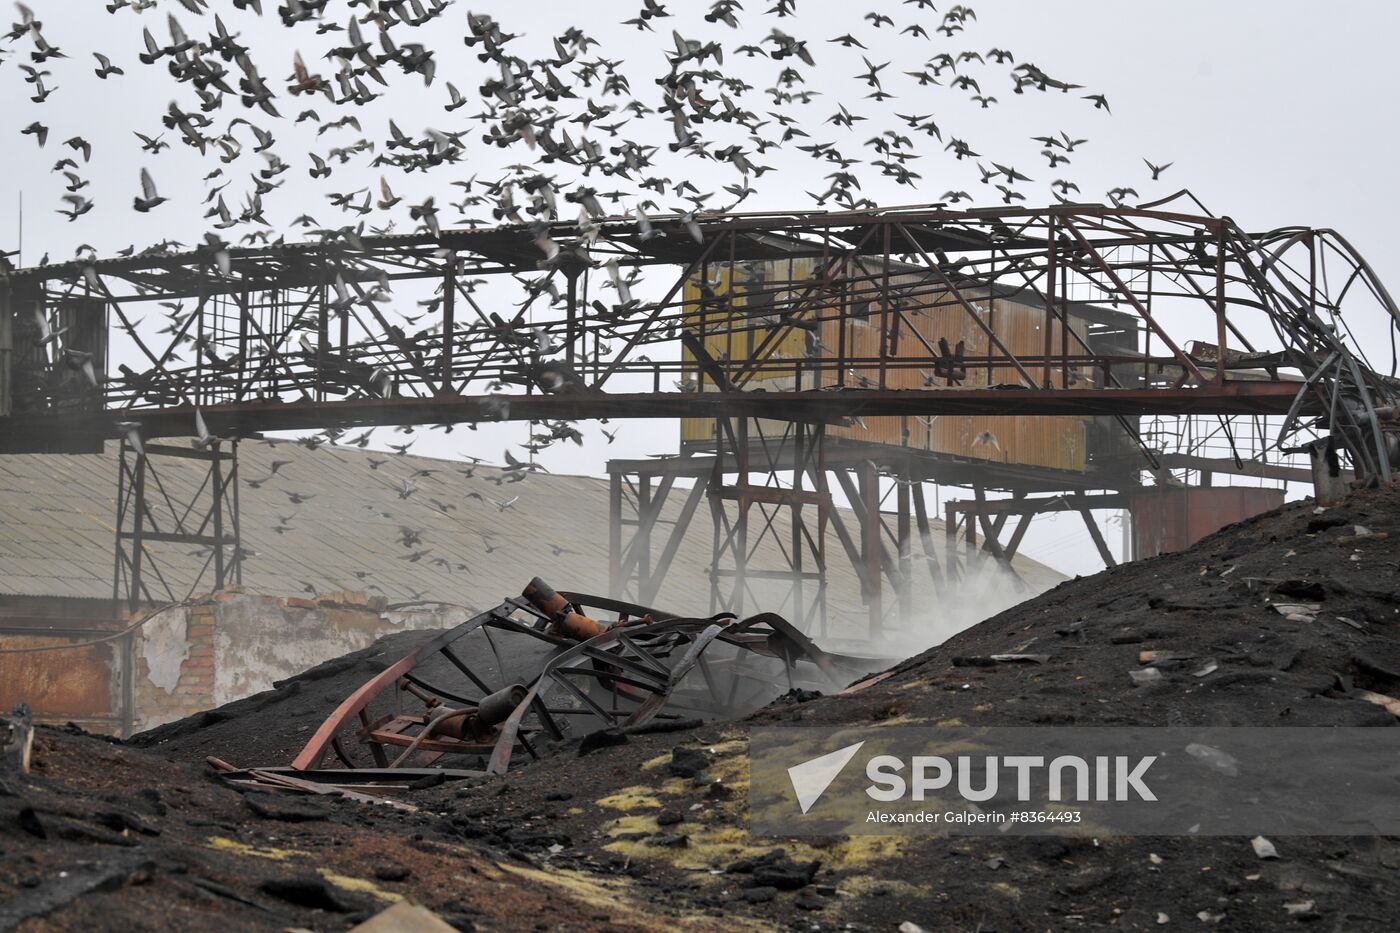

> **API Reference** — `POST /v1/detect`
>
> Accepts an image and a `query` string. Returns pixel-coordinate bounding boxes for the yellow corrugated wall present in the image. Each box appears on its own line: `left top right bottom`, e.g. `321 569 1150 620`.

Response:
680 258 813 443
680 260 1087 472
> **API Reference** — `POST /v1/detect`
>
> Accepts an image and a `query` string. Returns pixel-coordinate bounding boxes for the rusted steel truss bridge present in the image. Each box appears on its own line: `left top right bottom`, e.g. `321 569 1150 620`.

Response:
2 198 1397 634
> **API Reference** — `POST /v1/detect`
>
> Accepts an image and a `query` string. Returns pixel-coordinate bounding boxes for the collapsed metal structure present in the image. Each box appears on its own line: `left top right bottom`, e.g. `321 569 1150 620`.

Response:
278 579 882 781
2 198 1397 632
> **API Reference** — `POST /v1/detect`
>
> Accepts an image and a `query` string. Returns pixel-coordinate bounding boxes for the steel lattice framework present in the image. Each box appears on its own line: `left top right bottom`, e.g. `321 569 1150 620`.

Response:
2 198 1396 475
3 199 1399 636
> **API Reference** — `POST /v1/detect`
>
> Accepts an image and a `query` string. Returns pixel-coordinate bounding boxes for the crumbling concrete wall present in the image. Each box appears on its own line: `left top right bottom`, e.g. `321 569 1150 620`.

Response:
213 589 422 707
132 604 212 731
129 587 463 732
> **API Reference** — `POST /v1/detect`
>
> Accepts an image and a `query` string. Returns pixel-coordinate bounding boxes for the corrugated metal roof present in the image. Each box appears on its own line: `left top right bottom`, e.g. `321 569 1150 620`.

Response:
0 441 1064 643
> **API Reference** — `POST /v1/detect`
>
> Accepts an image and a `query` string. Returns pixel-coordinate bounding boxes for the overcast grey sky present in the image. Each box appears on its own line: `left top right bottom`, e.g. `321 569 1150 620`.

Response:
3 1 1396 578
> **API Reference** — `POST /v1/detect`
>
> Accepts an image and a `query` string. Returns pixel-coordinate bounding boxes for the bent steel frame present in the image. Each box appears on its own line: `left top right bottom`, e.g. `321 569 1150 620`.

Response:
2 199 1396 478
287 587 882 778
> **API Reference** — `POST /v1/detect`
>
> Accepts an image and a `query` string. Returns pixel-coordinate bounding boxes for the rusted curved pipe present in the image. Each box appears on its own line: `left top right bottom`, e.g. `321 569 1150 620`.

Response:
523 577 614 641
521 579 654 701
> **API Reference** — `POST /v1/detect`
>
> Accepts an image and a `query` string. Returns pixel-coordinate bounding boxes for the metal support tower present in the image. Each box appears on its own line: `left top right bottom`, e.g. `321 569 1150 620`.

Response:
112 437 242 615
610 431 1109 640
707 417 830 632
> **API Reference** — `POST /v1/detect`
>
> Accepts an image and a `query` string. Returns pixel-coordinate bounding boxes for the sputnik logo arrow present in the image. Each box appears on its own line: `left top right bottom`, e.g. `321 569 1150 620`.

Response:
787 741 865 814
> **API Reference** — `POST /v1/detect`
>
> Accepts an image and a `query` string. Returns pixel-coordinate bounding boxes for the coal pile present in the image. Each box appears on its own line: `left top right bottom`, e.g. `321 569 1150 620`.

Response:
415 486 1400 931
5 487 1399 931
130 623 557 768
1 714 725 931
129 627 447 767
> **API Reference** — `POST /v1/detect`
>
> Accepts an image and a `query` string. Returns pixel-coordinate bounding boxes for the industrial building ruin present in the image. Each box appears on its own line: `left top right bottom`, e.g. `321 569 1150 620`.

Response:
2 200 1397 734
5 2 1400 929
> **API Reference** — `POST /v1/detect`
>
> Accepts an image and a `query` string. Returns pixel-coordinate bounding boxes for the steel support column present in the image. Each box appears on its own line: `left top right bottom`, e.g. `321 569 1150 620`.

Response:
112 437 242 615
691 417 832 632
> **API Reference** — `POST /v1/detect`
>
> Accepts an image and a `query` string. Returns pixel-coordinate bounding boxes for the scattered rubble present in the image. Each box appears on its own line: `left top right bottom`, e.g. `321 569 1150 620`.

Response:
1 487 1398 929
141 578 887 786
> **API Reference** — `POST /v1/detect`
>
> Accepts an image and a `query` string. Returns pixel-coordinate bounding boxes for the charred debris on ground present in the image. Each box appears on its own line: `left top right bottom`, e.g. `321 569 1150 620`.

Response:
2 488 1398 930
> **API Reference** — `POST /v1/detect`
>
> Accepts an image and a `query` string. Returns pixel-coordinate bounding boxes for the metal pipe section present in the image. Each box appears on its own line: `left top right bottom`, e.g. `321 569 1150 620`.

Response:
523 576 648 640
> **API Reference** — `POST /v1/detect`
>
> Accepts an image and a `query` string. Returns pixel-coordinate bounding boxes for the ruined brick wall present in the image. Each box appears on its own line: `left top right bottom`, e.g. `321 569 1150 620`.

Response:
209 588 396 708
130 587 458 732
131 603 213 732
7 588 463 735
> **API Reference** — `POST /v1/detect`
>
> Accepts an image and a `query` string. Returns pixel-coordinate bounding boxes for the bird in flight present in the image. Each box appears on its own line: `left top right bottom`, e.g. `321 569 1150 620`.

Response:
133 167 166 212
1143 159 1174 180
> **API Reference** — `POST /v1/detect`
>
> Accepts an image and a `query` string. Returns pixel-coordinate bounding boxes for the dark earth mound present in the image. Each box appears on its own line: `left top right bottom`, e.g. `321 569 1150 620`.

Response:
4 486 1398 931
415 486 1400 931
129 627 447 767
131 623 559 768
0 714 722 931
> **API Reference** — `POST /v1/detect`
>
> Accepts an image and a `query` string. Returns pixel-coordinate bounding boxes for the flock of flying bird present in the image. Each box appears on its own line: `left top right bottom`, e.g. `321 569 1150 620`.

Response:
240 435 566 600
4 0 1175 596
5 0 1174 262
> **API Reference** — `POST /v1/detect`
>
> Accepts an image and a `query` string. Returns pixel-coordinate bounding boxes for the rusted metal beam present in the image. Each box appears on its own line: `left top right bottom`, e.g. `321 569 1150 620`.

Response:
4 202 1393 493
1060 216 1208 385
1076 493 1119 569
946 493 1127 515
0 382 1314 452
